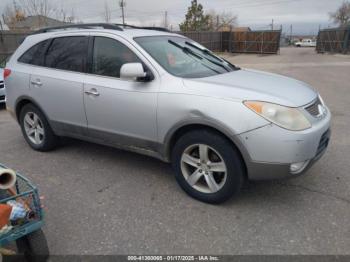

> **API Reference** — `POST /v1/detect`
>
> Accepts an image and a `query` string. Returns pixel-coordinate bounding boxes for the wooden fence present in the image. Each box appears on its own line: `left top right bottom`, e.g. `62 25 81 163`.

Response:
179 31 223 52
0 31 30 62
316 27 350 54
0 29 282 62
179 30 281 54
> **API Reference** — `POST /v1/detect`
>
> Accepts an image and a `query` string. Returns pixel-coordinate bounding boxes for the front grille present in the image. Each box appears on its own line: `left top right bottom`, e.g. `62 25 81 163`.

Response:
316 129 331 157
0 81 4 89
0 95 5 101
305 98 322 116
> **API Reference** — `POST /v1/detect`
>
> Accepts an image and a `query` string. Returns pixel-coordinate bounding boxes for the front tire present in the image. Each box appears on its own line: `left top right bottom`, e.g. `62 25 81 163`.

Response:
172 130 244 204
19 104 58 152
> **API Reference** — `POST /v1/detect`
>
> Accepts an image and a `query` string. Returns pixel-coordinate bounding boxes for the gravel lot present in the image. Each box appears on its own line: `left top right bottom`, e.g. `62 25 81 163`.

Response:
0 47 349 255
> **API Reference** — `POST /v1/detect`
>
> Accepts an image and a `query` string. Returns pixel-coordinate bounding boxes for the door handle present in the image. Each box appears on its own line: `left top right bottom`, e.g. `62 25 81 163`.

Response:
30 80 43 87
84 89 100 97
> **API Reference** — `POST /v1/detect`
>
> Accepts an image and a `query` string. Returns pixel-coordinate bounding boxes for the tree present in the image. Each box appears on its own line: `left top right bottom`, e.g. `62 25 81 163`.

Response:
206 10 238 31
104 1 111 23
330 1 350 26
218 11 238 29
18 0 56 18
2 1 26 27
179 0 211 31
2 0 76 28
56 8 76 23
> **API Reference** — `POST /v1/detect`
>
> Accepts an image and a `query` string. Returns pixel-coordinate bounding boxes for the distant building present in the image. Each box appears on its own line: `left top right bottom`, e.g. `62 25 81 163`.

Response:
6 15 69 31
218 26 251 32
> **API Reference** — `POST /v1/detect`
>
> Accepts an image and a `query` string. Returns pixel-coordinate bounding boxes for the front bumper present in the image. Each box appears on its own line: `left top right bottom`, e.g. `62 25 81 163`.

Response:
239 108 331 180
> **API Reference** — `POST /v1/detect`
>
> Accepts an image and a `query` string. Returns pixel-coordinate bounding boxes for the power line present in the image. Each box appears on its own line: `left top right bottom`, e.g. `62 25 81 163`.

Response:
78 0 305 20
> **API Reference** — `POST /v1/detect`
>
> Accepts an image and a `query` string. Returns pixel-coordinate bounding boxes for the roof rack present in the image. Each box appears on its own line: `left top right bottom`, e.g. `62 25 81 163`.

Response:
31 23 171 35
32 23 124 35
114 24 171 32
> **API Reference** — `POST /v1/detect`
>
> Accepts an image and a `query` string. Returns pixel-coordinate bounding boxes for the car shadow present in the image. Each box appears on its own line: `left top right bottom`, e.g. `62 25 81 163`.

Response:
57 137 309 207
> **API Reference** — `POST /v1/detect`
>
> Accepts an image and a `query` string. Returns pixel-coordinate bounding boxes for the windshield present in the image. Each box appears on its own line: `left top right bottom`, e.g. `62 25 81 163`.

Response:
134 36 238 78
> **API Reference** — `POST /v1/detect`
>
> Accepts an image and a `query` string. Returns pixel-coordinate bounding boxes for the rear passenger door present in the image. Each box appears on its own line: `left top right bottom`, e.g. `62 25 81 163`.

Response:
29 35 89 136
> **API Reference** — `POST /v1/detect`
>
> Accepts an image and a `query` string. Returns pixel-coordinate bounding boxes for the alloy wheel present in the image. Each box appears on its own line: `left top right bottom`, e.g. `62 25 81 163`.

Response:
180 144 227 194
23 112 45 145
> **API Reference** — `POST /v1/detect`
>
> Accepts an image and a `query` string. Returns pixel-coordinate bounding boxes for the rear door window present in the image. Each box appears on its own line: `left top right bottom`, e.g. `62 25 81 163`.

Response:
18 40 50 66
45 36 88 73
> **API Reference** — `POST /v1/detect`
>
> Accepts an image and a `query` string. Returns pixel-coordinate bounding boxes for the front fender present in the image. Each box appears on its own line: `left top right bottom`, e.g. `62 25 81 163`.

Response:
157 93 268 162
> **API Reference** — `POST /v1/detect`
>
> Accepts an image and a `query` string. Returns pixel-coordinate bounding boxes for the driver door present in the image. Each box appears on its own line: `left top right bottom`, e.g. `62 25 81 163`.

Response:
83 35 159 150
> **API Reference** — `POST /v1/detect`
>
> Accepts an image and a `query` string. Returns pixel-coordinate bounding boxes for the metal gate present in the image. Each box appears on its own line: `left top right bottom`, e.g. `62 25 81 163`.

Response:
178 30 281 54
230 30 281 54
316 27 350 54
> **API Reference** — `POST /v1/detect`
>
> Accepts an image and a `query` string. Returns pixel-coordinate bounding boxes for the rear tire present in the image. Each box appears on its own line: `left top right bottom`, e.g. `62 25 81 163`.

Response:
16 229 49 262
172 129 244 204
19 104 58 152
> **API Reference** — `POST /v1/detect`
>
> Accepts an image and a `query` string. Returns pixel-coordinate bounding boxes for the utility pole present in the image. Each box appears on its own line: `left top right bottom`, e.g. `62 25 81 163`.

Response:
164 11 168 29
119 0 126 25
271 19 274 30
290 24 293 43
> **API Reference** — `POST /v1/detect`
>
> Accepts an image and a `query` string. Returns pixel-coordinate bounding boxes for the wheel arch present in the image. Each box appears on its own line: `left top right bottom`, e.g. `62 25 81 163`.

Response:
15 96 50 125
164 120 250 177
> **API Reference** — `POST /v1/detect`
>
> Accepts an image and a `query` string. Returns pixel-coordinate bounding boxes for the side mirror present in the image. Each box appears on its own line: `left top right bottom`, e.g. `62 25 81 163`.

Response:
120 63 148 81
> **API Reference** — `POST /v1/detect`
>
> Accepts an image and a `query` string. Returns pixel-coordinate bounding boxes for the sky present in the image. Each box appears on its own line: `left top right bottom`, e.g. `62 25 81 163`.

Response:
0 0 345 35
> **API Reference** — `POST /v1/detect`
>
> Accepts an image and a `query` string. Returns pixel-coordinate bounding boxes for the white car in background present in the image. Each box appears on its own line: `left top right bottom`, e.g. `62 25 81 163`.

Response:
0 68 5 104
295 39 317 47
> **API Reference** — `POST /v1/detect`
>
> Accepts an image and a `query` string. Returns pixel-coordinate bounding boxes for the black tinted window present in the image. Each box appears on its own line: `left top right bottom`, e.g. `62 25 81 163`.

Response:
18 40 49 66
45 37 88 72
92 37 141 78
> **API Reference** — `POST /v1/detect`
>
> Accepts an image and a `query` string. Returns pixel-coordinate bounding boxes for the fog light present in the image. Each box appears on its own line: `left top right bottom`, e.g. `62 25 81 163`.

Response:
290 161 310 174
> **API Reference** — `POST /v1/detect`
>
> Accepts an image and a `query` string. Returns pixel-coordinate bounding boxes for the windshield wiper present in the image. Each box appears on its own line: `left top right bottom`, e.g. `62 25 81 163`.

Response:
168 40 221 74
185 41 240 71
168 40 203 59
182 41 230 72
185 41 223 62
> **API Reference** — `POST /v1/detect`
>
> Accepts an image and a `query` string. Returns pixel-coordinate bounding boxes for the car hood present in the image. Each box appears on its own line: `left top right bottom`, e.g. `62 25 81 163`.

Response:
183 69 317 107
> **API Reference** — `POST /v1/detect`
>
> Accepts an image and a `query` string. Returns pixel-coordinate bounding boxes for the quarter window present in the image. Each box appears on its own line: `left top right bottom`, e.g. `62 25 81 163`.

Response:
45 36 88 72
18 40 49 66
92 37 141 78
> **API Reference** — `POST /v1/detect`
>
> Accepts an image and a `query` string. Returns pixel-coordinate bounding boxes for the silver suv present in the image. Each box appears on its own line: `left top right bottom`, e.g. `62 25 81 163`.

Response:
4 24 331 203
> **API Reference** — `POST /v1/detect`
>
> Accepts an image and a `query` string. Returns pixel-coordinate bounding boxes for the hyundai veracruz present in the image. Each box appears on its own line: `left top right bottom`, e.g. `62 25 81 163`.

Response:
4 24 331 203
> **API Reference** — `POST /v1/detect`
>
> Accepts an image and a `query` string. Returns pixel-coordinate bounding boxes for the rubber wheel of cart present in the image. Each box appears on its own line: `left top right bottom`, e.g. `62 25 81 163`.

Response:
19 103 59 152
16 229 49 262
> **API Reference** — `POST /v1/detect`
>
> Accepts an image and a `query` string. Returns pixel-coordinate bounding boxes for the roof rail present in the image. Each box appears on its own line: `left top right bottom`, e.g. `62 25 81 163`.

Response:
114 24 171 32
31 23 124 35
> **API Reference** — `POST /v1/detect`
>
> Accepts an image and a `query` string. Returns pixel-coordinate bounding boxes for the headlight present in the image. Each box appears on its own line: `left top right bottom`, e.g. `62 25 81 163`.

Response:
244 101 311 131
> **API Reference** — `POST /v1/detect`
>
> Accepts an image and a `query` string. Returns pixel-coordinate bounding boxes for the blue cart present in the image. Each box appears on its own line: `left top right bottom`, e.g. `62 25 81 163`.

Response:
0 164 48 262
